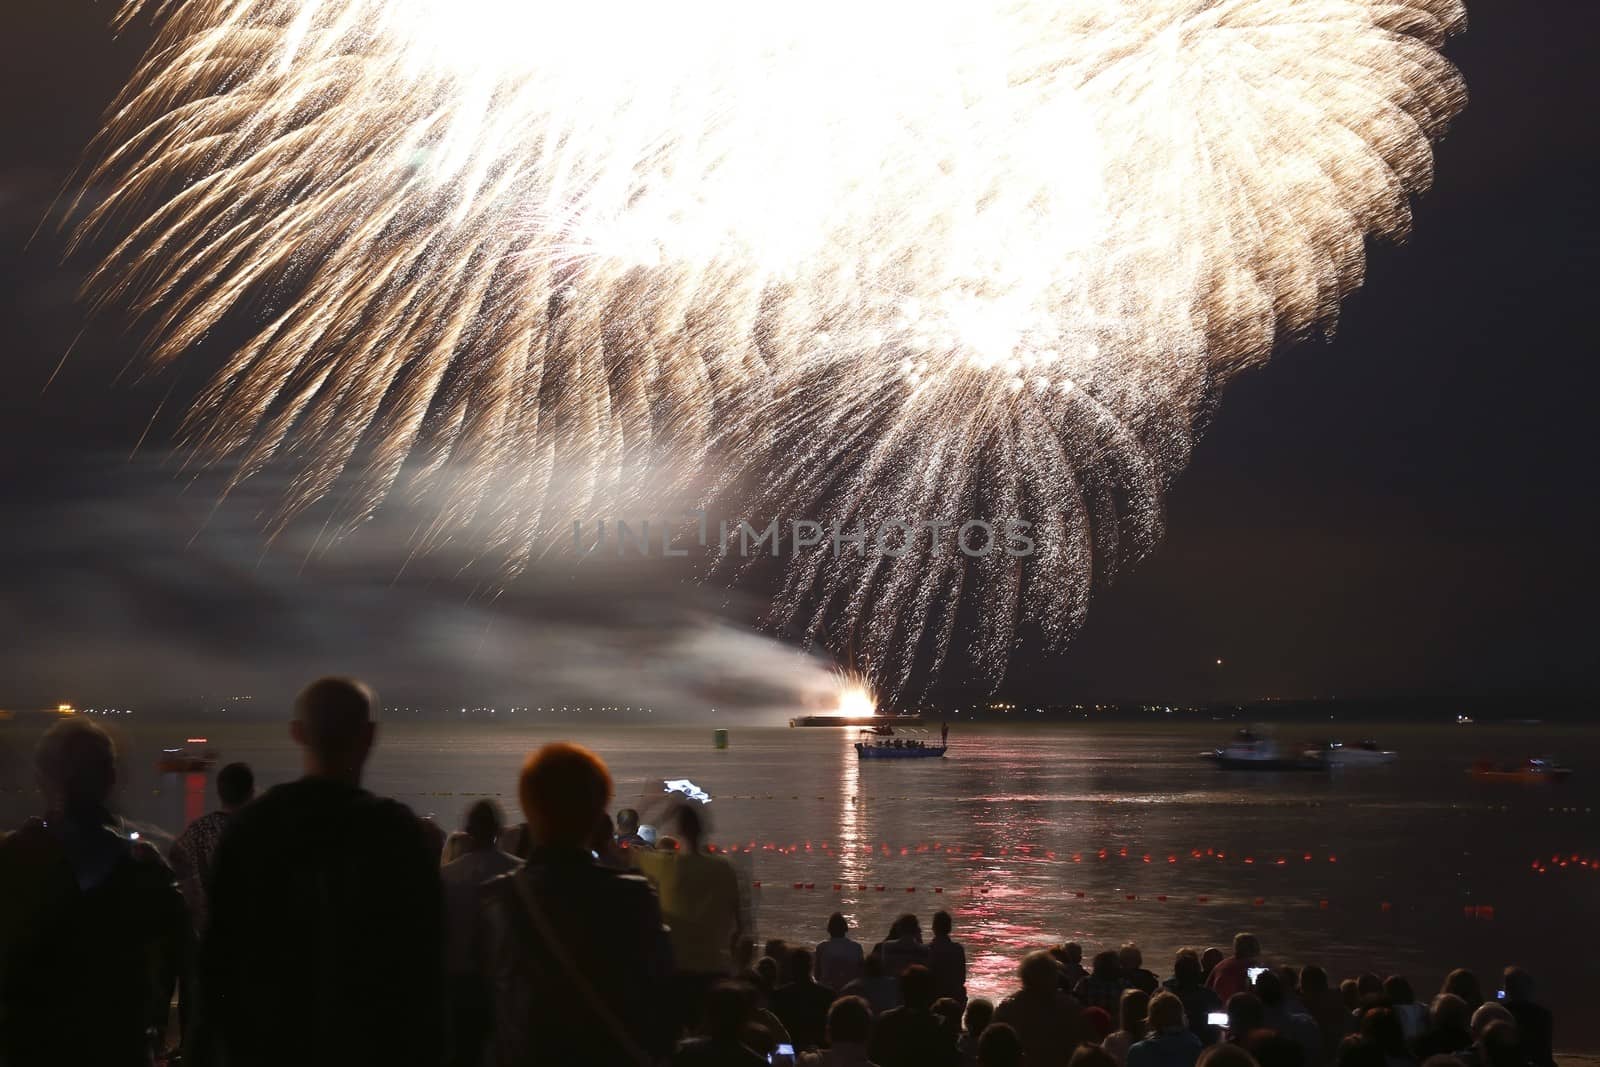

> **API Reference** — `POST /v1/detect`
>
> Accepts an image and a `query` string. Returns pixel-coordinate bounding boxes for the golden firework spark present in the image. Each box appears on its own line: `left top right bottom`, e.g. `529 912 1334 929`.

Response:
831 674 880 719
77 0 1466 692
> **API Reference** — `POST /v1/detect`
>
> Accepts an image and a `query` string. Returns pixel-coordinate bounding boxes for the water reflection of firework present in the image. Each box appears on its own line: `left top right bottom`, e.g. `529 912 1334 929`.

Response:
79 0 1467 694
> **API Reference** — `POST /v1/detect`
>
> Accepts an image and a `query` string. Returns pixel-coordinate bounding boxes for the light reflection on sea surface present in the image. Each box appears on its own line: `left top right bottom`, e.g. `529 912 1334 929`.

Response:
2 720 1594 1037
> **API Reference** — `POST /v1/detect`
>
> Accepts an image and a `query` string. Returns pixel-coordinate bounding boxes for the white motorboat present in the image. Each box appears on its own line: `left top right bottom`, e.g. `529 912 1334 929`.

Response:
1201 728 1322 771
1305 739 1397 767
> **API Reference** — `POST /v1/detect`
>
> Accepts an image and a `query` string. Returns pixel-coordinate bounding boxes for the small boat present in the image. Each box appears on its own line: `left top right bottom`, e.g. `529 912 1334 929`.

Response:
157 741 217 774
1469 757 1571 783
1456 714 1475 725
1305 740 1397 767
1201 728 1323 771
855 730 947 760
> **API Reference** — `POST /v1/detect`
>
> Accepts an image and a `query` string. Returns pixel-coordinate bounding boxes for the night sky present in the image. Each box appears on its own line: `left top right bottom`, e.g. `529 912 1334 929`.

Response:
1 0 1596 713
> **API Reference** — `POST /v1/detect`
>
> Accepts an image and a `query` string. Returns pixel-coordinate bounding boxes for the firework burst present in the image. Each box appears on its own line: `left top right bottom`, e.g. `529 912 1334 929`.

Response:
77 0 1466 692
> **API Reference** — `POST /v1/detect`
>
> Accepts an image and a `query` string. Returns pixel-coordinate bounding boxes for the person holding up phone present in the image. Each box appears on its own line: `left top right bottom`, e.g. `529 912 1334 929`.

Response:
1162 951 1223 1047
1205 934 1264 1004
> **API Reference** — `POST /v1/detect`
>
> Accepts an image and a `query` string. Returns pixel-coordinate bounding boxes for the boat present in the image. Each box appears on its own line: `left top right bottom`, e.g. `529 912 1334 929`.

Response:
1456 714 1475 725
1469 757 1572 783
1201 728 1324 771
855 730 947 759
1304 739 1397 767
157 740 217 774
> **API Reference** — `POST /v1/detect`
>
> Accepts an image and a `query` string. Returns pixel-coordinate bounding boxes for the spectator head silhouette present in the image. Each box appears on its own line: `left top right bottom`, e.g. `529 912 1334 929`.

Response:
1361 1007 1408 1058
464 798 503 847
1478 1020 1521 1067
788 946 814 985
36 718 116 817
965 996 995 1038
1254 969 1286 1006
977 1022 1024 1067
702 980 754 1041
933 910 953 938
1070 1043 1121 1067
827 995 872 1047
1469 1003 1513 1041
216 762 255 810
901 963 936 1012
1175 949 1204 986
1501 967 1534 1004
1232 933 1261 961
1120 943 1145 972
1441 970 1483 1010
673 800 709 851
1199 1043 1261 1067
1383 976 1415 1006
1300 966 1330 996
292 677 376 781
615 807 640 835
1020 950 1059 995
517 742 612 850
1149 991 1186 1032
828 912 849 939
1430 994 1470 1032
1227 993 1265 1038
1119 988 1151 1035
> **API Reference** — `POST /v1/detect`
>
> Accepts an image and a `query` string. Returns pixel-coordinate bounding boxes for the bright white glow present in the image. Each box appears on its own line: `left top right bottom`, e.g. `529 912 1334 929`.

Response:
835 685 878 719
86 0 1467 692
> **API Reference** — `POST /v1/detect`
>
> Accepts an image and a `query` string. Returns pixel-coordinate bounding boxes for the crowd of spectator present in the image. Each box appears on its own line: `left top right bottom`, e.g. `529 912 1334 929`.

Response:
0 678 1562 1067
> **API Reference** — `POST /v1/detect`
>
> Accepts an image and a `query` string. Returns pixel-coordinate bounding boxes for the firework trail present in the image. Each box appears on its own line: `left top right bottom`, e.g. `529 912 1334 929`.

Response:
76 0 1466 692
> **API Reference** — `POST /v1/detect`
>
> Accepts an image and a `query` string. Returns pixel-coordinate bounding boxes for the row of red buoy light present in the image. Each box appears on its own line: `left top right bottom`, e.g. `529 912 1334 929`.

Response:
1529 854 1599 873
745 881 1496 917
704 841 1340 867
